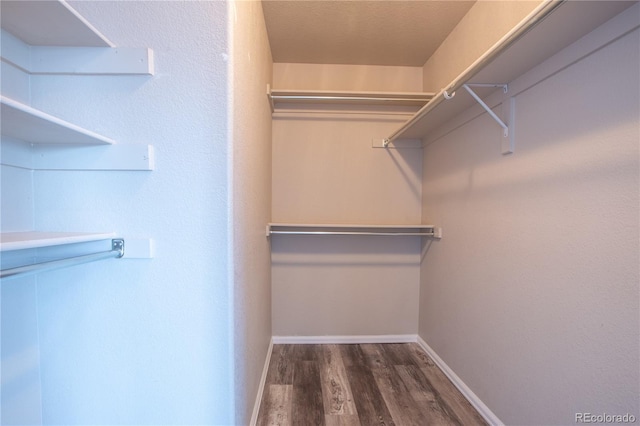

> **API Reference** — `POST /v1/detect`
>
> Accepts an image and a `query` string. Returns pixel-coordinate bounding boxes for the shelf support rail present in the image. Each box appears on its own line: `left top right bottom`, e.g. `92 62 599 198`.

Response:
0 239 125 280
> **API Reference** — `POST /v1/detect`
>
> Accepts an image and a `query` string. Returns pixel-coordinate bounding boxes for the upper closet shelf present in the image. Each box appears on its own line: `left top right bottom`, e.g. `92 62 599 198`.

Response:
268 86 434 110
1 1 154 75
0 231 116 252
267 223 442 238
1 96 115 145
386 0 636 144
0 0 113 47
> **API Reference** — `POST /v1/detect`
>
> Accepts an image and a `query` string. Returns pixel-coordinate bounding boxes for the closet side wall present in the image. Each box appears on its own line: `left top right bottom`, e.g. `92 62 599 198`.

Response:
419 17 639 425
229 1 273 425
1 47 42 425
1 58 33 231
1 275 41 424
271 64 423 338
27 2 233 424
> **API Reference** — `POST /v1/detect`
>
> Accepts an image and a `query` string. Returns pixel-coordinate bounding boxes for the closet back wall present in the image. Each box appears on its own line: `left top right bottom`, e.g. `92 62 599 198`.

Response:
271 64 424 338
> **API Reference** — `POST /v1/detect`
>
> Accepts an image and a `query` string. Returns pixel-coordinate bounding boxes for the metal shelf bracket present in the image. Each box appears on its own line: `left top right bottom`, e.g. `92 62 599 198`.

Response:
112 238 125 258
463 84 508 135
445 84 515 155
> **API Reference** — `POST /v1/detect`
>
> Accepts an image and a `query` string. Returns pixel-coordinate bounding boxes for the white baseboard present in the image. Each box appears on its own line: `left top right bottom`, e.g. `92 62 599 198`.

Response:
272 334 418 344
249 338 274 426
416 336 503 426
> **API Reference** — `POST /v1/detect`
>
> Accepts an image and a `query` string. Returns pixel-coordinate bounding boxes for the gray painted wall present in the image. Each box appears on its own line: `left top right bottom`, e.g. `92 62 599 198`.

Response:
419 9 639 424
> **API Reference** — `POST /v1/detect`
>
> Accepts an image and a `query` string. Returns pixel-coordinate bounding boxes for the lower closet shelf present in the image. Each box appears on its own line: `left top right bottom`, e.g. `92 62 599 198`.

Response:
267 223 442 238
0 232 125 280
0 231 116 251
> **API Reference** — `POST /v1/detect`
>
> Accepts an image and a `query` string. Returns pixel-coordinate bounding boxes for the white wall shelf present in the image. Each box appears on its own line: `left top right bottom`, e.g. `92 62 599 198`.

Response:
1 28 154 76
267 223 442 238
0 233 154 260
0 0 114 47
268 86 434 111
0 1 156 168
0 1 155 268
386 1 635 145
0 234 129 280
1 96 116 145
0 232 116 252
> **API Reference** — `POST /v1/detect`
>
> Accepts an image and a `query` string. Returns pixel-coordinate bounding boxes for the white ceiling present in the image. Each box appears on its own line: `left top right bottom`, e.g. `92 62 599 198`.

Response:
261 0 476 67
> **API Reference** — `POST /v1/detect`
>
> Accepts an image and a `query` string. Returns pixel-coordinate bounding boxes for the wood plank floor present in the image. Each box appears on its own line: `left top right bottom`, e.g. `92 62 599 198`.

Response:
256 343 487 426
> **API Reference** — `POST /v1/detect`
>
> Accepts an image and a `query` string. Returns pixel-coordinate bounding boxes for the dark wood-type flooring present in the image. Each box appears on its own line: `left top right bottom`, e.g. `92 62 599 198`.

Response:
256 343 487 426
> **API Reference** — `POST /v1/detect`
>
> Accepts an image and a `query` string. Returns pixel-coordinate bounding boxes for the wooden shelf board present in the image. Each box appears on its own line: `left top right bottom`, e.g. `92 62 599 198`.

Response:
0 0 113 47
1 96 115 145
0 232 116 252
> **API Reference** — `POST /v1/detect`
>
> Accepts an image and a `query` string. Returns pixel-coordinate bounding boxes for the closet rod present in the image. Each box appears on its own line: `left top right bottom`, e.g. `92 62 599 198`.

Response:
385 0 565 143
269 231 437 237
270 94 432 103
0 239 124 280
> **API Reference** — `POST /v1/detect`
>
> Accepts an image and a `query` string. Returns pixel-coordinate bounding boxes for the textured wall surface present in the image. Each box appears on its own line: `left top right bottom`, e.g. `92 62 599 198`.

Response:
0 11 40 425
273 63 423 92
229 1 273 424
272 114 422 225
419 16 639 425
3 1 233 424
272 235 420 337
1 276 41 425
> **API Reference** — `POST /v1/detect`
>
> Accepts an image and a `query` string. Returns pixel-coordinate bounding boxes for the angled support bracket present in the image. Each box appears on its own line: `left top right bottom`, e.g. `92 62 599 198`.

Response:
445 84 515 155
463 84 508 135
464 84 514 155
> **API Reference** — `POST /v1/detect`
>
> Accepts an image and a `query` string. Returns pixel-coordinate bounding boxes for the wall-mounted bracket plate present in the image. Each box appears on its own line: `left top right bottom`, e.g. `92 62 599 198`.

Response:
501 96 516 155
112 239 125 258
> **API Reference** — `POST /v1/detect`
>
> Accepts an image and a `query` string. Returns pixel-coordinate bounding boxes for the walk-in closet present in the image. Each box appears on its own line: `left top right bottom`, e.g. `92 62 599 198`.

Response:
1 1 638 425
